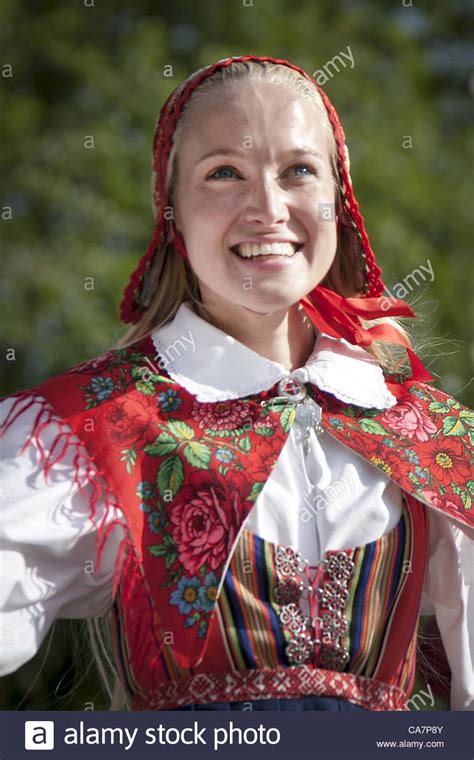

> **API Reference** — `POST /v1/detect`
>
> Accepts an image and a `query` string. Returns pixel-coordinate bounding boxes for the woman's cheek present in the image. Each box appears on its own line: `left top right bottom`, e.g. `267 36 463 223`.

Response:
194 189 239 217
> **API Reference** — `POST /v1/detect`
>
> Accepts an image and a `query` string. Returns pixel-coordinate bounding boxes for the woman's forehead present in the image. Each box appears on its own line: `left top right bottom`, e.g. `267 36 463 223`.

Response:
179 82 332 161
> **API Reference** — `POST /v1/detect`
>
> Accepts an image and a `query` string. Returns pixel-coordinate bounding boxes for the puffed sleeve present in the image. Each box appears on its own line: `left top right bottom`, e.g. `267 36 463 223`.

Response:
422 505 474 710
0 395 125 676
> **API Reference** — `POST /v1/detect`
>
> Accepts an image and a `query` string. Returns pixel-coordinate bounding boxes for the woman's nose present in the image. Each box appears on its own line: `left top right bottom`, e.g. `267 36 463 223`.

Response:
241 176 290 225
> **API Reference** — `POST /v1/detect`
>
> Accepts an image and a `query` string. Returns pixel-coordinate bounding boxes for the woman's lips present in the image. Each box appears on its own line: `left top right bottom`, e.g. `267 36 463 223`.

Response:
230 246 303 269
231 241 302 258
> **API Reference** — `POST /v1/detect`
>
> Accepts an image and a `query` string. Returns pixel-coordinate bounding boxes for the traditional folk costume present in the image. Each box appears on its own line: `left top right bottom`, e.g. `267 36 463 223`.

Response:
0 56 473 713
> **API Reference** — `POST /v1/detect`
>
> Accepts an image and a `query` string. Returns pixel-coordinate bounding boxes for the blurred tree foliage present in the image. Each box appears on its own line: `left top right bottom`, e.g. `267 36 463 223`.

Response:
0 0 472 709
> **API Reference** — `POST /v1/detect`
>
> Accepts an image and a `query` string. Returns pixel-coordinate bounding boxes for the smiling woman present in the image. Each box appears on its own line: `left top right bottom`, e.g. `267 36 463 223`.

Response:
168 81 337 370
121 60 417 375
171 75 338 361
0 55 473 715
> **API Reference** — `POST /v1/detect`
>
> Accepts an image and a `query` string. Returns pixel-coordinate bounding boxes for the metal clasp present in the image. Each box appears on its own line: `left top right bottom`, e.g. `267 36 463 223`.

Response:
260 377 308 408
276 377 307 402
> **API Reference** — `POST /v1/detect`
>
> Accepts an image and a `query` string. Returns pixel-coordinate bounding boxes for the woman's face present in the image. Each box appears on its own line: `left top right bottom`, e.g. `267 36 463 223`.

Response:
173 80 338 314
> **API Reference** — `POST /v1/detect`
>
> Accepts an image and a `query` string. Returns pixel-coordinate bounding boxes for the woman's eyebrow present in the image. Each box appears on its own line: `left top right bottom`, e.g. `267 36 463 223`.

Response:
283 148 325 162
195 147 245 165
195 146 325 166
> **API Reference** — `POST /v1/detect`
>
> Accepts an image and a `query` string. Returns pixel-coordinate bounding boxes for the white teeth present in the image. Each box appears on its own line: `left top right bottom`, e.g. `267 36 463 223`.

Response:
234 242 298 258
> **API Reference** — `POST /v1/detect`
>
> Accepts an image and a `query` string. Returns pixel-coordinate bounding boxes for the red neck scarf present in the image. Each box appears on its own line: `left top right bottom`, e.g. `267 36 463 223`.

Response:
119 54 431 383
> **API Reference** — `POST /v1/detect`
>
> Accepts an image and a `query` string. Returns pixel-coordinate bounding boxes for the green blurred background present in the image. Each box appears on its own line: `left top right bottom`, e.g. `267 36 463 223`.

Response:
0 0 472 709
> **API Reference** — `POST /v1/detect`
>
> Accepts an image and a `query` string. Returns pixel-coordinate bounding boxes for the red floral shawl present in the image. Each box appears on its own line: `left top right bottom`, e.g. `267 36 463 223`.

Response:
2 334 472 669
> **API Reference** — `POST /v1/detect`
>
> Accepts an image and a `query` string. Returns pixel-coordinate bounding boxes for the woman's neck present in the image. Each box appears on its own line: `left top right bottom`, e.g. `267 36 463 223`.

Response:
197 296 317 372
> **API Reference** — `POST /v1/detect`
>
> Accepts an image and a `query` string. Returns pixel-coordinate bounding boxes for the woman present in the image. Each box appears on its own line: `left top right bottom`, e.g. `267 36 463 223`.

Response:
0 55 472 712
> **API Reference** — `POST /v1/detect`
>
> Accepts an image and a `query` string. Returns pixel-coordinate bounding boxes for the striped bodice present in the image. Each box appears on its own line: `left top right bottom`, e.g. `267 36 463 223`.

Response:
192 495 416 690
116 494 427 710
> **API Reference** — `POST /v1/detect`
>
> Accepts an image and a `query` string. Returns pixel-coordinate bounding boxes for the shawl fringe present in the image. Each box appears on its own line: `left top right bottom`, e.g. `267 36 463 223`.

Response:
1 391 129 598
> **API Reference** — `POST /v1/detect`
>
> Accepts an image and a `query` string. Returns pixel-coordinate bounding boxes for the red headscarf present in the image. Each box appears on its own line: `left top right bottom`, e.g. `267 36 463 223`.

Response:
119 54 431 383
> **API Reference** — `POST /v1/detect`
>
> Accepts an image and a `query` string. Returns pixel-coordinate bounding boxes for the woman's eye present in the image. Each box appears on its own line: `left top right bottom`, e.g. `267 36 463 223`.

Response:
286 163 318 178
207 166 239 180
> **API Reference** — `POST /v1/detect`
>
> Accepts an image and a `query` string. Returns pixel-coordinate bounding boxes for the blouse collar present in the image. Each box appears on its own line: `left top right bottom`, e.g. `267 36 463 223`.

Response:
150 301 397 409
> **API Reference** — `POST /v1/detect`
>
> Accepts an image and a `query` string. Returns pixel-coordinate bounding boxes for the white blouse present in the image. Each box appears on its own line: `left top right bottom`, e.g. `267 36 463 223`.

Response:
0 301 473 710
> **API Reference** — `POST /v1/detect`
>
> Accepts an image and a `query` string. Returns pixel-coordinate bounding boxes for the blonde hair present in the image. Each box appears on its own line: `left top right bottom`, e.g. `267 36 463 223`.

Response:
86 618 131 710
92 61 417 710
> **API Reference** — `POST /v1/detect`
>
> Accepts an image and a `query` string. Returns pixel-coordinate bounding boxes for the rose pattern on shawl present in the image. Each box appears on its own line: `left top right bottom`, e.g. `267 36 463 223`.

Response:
420 489 465 514
311 382 473 516
67 338 472 651
98 396 159 448
246 416 281 480
169 469 250 576
141 396 277 504
380 399 437 442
